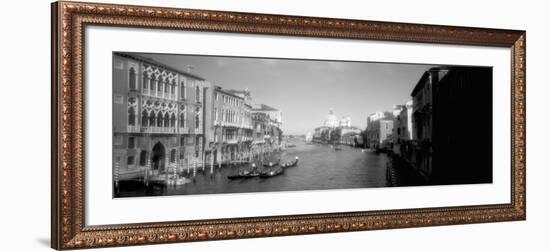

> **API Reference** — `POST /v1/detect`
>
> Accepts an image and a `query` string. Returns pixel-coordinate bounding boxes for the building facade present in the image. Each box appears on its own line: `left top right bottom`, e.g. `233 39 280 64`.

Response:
251 104 283 159
410 67 493 184
339 126 363 146
392 100 413 156
365 111 394 149
112 53 211 180
212 87 254 165
410 69 436 179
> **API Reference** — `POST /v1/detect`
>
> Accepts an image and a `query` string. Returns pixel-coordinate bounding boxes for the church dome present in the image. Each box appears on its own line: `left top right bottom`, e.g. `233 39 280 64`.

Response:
324 109 339 127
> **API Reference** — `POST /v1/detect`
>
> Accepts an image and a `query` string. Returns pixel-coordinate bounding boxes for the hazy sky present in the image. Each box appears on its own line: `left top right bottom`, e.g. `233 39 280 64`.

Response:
134 52 434 135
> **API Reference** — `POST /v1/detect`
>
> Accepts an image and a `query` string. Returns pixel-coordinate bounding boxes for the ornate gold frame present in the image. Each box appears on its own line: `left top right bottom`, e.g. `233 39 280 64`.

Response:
51 1 526 249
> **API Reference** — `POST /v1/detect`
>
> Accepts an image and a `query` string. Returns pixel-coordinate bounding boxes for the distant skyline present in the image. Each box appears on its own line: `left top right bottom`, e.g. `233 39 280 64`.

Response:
133 52 435 135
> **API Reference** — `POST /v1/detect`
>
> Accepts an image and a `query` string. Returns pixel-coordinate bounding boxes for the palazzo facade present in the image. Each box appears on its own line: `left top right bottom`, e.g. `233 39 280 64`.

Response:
113 53 211 180
212 88 254 165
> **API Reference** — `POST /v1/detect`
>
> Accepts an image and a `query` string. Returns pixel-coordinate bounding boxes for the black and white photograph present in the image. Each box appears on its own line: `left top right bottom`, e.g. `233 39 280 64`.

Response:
112 52 493 198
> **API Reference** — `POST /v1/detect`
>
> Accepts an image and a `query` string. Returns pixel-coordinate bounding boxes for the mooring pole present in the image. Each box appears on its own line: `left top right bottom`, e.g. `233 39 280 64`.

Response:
114 160 120 194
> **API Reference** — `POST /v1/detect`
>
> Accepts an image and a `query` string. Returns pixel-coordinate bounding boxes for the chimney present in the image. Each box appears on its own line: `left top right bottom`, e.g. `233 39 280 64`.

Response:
185 65 194 74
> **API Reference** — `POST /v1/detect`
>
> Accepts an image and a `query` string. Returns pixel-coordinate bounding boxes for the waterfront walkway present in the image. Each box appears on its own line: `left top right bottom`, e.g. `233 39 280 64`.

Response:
386 155 427 187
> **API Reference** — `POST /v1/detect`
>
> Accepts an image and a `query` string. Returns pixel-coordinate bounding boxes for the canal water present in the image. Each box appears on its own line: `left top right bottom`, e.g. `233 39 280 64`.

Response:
117 140 393 197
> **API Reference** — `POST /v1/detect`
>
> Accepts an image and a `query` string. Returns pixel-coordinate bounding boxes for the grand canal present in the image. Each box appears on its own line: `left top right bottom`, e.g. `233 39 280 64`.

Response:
116 139 426 198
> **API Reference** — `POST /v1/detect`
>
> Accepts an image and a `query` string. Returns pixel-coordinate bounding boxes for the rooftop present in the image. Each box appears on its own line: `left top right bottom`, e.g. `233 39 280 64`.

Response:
252 104 279 112
114 52 207 81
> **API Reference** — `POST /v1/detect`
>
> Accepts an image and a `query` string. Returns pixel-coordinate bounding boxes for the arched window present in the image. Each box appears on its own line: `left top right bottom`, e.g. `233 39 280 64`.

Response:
195 107 200 129
141 110 148 127
181 81 186 99
171 80 176 95
164 81 169 95
128 107 136 126
129 67 136 89
142 72 148 89
149 112 156 128
150 76 156 91
157 112 163 127
139 151 147 166
195 86 200 102
158 78 163 92
170 149 176 163
164 113 170 128
179 112 186 128
170 113 176 128
195 114 200 129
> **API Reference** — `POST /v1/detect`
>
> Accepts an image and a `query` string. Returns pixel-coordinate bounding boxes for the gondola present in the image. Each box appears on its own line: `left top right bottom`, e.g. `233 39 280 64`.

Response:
227 172 248 180
227 167 261 180
227 170 261 180
280 156 299 168
259 167 284 178
263 161 279 167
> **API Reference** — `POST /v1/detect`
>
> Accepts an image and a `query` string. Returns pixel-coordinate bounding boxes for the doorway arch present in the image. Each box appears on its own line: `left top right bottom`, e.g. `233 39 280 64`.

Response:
151 142 166 172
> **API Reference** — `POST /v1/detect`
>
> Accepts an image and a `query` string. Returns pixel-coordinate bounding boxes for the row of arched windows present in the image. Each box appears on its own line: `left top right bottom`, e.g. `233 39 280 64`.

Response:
137 69 203 102
142 73 177 95
137 70 179 99
222 95 242 106
222 109 250 124
139 111 177 128
128 107 202 130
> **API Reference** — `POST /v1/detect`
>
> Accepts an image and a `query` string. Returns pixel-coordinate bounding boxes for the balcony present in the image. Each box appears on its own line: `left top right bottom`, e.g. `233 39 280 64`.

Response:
178 127 189 134
220 121 243 128
145 91 176 100
140 127 177 134
186 128 202 135
252 139 266 144
127 125 140 133
223 138 239 144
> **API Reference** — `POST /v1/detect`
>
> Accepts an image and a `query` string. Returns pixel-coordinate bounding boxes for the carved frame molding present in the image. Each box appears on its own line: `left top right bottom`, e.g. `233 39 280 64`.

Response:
51 1 526 249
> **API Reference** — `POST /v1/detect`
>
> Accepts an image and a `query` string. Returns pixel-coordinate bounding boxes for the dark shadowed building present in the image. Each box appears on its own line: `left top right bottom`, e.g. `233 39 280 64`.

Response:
410 66 493 184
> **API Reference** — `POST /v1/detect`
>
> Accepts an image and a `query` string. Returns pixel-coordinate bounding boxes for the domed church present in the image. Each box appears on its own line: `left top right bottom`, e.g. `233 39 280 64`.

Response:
323 109 339 128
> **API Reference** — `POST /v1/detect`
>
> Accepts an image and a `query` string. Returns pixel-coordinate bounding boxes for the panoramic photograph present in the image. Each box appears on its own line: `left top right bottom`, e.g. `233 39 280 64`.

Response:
112 52 493 198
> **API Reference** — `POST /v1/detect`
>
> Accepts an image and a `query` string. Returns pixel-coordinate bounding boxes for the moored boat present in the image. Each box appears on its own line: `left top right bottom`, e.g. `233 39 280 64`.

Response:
280 156 299 168
227 170 261 180
259 167 284 178
263 161 279 167
227 163 261 179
